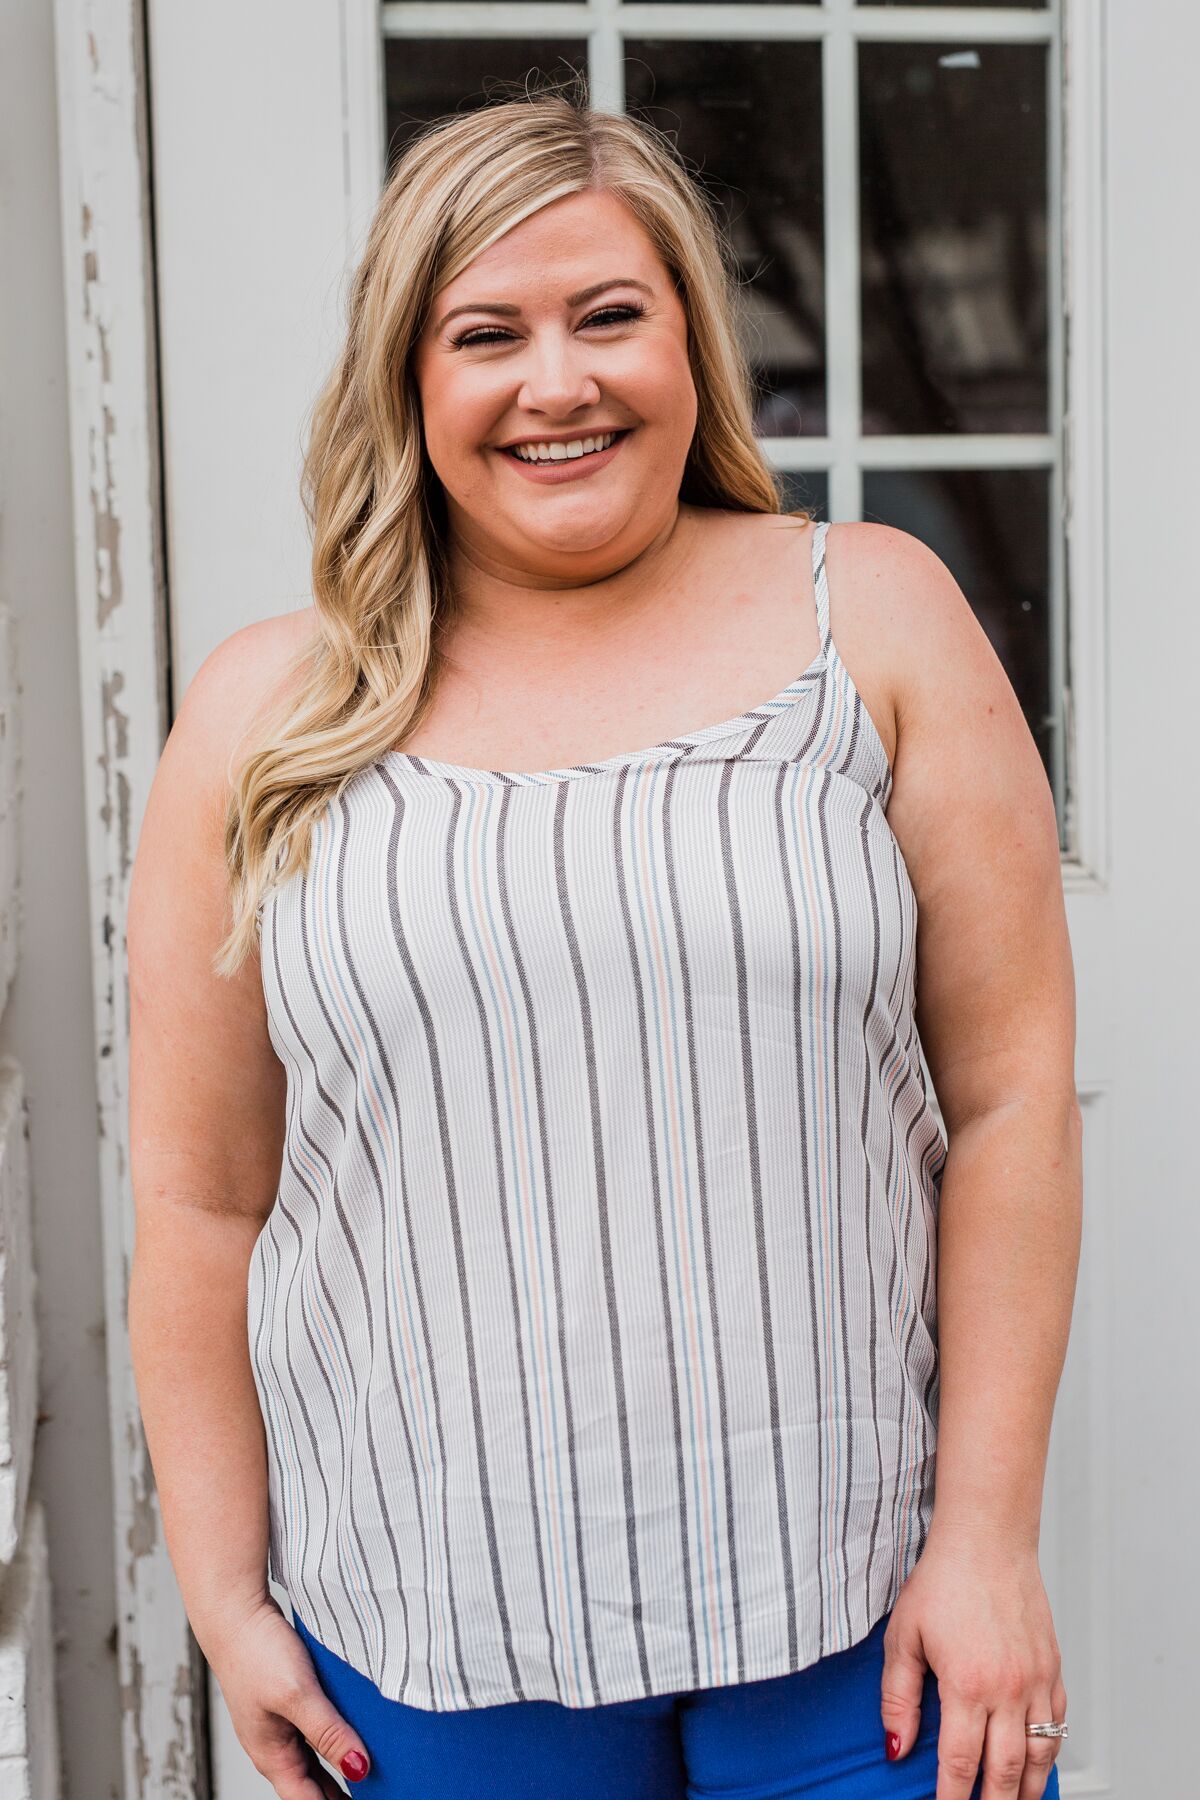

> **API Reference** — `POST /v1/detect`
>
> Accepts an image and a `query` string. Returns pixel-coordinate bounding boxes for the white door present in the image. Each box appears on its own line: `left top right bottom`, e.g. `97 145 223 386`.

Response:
143 2 1198 1794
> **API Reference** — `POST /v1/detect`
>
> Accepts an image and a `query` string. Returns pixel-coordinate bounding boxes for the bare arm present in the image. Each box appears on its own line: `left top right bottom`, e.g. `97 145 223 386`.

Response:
126 615 368 1795
127 621 289 1652
830 522 1078 1795
863 523 1084 1555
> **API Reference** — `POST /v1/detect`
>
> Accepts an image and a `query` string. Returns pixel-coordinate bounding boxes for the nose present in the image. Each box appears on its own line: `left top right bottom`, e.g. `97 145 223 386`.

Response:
516 327 602 417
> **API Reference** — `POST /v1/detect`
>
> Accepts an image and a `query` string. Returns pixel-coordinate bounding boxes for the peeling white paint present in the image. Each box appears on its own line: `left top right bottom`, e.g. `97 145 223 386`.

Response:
52 0 203 1793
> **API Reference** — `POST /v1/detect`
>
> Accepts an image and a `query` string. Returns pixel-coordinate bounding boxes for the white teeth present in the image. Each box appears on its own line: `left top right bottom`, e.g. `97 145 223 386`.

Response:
509 430 619 463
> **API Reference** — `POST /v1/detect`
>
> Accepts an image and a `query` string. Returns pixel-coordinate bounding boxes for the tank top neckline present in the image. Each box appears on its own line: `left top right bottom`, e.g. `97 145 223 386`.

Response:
379 519 835 788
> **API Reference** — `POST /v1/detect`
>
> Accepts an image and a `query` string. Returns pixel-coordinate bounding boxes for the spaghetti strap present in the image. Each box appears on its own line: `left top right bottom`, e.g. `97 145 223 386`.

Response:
806 515 893 801
810 517 832 650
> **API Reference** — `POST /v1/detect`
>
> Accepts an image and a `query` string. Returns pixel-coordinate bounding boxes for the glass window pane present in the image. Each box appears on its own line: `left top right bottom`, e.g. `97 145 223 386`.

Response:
624 42 825 437
861 467 1059 834
864 2 1046 8
628 0 820 6
384 46 589 166
776 470 829 521
859 42 1048 435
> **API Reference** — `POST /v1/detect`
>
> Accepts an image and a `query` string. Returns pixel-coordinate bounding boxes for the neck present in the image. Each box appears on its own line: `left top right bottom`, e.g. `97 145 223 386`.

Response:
436 502 704 656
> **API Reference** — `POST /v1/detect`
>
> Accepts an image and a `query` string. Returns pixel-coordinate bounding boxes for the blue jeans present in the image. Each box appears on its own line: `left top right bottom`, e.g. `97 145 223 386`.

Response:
292 1607 1062 1799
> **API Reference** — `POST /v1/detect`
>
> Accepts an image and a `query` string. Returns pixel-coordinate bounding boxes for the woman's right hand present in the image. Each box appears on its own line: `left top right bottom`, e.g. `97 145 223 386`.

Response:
201 1597 372 1798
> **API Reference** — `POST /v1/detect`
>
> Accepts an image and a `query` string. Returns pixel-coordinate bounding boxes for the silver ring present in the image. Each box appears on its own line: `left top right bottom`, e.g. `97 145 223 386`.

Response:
1025 1722 1069 1739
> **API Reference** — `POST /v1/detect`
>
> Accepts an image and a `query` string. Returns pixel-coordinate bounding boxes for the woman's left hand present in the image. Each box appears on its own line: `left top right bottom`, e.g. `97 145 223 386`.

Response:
880 1533 1068 1800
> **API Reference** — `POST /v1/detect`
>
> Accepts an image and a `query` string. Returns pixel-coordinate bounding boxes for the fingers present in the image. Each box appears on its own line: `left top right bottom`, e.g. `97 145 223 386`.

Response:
214 1604 371 1798
935 1683 1067 1800
294 1779 340 1800
978 1705 1031 1800
251 1726 347 1800
256 1737 353 1800
1015 1673 1068 1800
879 1614 929 1760
289 1684 371 1787
934 1690 989 1800
242 1682 370 1797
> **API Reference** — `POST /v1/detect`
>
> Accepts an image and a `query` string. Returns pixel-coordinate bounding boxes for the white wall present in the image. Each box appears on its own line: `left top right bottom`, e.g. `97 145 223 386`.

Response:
0 2 122 1795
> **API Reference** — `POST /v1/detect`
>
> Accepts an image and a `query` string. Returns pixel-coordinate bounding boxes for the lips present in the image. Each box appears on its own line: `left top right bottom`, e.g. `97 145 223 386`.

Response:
492 426 635 484
496 427 632 461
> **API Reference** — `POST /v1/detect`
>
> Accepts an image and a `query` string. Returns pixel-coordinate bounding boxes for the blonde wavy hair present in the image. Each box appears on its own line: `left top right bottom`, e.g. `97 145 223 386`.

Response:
216 73 813 977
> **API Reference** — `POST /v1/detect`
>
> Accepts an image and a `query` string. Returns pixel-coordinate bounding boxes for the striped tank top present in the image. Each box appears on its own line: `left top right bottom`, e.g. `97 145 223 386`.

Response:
249 517 948 1712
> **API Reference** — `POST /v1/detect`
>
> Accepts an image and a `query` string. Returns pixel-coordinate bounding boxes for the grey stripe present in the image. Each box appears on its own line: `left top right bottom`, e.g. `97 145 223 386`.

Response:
772 759 827 1658
261 900 371 1667
552 777 632 1700
378 771 481 1704
492 782 569 1703
615 759 701 1692
853 790 888 1622
294 867 393 1667
717 757 773 1683
816 768 855 1644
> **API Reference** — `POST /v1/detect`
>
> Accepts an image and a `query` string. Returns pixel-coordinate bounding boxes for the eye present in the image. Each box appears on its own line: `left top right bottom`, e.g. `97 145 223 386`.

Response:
582 304 645 330
451 303 646 349
450 325 517 349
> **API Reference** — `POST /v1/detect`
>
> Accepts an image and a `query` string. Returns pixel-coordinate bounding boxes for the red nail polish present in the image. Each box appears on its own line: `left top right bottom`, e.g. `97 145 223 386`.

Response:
340 1748 369 1781
885 1732 902 1760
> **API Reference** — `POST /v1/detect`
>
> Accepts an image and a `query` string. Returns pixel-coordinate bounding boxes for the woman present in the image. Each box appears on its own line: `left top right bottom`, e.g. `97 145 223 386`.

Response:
127 84 1080 1800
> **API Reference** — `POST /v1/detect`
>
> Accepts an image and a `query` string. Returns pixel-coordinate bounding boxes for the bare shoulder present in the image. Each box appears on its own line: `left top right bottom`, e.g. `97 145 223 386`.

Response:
815 518 954 770
126 606 323 1218
822 518 979 707
164 607 321 809
706 514 956 769
833 522 1062 965
128 605 320 955
824 519 1023 759
824 524 1074 1130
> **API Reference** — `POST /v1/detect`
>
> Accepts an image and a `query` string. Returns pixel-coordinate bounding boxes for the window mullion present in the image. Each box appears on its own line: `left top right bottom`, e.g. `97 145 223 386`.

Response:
1046 2 1067 842
588 0 624 113
824 0 862 522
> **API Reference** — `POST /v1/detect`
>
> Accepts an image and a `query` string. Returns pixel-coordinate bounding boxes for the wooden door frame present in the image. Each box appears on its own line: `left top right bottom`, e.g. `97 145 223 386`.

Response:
52 0 384 1789
51 1 1108 1793
51 0 206 1793
51 0 205 1785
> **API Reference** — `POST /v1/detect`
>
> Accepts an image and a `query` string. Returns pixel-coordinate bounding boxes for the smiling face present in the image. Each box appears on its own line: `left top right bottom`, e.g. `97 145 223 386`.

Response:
411 187 699 582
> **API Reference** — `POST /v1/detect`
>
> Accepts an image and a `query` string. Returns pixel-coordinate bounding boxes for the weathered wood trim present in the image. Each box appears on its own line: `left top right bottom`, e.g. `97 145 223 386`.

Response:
1059 0 1111 891
0 1500 62 1797
51 2 208 1793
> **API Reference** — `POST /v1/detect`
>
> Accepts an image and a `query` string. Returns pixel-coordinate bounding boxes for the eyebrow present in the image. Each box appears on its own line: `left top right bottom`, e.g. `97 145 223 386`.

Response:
433 277 655 335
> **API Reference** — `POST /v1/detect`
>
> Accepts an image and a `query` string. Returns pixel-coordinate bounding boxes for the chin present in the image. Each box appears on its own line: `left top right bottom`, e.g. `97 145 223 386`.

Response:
510 512 634 555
